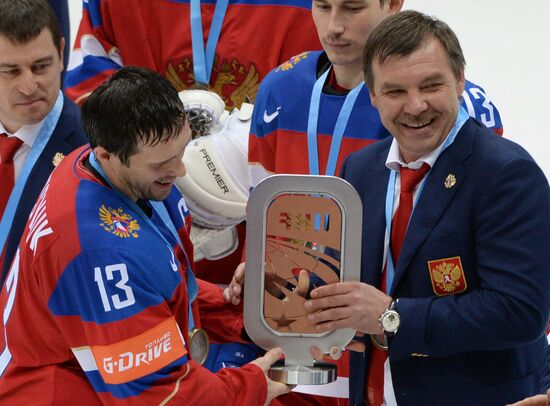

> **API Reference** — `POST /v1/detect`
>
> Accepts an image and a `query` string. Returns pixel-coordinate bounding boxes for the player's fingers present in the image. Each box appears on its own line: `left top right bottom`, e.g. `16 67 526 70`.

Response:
251 347 284 372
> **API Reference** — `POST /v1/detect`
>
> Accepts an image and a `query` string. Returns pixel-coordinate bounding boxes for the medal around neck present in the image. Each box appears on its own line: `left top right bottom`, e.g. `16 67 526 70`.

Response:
179 87 225 138
244 175 362 385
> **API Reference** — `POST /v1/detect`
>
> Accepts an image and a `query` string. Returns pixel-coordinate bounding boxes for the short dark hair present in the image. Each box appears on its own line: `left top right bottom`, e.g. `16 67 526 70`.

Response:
81 66 187 165
0 0 63 55
363 10 465 90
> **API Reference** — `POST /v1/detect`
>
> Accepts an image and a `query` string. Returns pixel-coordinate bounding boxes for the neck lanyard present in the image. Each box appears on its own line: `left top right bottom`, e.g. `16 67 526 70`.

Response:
89 151 198 326
0 91 63 257
383 106 469 294
307 68 364 177
190 0 229 85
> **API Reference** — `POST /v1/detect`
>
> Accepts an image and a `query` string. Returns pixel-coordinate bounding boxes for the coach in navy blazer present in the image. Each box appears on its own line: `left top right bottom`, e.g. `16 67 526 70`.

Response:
0 1 87 286
0 96 86 286
304 11 550 406
341 116 549 405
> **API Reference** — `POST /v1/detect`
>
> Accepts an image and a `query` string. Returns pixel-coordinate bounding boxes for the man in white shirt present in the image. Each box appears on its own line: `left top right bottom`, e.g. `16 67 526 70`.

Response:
0 0 86 287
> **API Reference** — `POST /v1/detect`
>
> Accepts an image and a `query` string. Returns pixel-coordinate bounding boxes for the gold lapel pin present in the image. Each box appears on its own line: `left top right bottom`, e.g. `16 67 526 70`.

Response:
444 174 457 189
52 152 65 167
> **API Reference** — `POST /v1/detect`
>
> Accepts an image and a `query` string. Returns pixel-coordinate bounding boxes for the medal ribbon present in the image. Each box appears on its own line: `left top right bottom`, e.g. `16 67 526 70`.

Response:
383 106 469 294
89 151 198 328
190 0 229 85
307 68 364 177
0 91 64 257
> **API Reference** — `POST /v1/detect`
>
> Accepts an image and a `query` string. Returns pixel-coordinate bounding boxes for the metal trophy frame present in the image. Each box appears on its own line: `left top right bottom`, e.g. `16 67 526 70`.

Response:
244 175 362 385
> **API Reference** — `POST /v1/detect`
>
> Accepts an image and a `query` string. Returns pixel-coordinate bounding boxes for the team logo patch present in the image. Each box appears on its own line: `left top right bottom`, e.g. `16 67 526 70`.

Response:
428 256 467 296
276 51 309 72
99 205 140 238
91 317 187 385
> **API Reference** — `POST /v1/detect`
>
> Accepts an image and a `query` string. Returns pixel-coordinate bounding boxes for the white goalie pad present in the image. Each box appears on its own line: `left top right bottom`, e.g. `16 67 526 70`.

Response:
175 104 252 229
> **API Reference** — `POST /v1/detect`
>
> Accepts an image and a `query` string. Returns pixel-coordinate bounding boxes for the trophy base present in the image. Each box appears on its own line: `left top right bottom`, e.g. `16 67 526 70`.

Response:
268 362 337 385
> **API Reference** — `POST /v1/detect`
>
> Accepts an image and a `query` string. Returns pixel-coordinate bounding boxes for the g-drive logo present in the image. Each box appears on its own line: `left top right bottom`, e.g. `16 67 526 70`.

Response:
102 332 172 374
91 317 187 384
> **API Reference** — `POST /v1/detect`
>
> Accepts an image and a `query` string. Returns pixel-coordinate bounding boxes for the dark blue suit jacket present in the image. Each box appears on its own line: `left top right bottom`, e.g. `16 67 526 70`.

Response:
341 118 550 406
0 96 87 286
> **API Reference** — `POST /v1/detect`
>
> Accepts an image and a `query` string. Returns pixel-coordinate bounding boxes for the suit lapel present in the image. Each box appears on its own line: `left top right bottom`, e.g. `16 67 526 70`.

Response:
390 120 476 294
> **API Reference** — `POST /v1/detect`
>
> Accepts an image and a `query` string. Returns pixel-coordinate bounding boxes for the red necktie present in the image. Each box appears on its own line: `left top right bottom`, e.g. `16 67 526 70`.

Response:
365 162 430 406
391 163 431 264
0 133 23 218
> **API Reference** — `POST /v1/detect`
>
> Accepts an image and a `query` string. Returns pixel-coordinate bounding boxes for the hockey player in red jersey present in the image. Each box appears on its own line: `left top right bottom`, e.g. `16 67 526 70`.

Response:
0 66 291 405
65 0 321 107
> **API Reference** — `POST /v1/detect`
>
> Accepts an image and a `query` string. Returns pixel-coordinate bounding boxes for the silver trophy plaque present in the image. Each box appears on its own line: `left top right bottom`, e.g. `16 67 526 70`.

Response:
244 175 362 385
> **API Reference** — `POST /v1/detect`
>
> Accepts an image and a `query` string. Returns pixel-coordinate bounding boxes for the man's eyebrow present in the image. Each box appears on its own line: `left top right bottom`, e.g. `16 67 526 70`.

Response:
0 63 18 69
0 56 54 69
420 73 446 84
32 56 54 64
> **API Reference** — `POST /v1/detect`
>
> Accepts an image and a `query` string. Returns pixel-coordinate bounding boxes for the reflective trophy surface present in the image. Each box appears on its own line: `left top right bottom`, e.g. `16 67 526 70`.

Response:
244 175 362 385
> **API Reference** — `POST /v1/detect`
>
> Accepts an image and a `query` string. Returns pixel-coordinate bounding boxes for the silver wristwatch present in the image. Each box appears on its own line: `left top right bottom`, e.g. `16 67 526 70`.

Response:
379 299 400 336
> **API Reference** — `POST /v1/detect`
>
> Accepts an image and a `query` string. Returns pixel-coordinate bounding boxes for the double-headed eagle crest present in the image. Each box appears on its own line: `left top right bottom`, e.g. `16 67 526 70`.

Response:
428 257 467 295
99 205 140 238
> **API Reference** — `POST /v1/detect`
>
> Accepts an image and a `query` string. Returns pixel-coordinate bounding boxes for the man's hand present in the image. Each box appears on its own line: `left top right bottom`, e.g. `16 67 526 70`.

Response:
250 347 293 405
223 262 245 305
507 389 550 406
304 281 392 335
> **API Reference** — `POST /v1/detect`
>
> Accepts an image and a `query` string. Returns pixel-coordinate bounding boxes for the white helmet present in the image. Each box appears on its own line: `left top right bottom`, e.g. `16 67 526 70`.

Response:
178 87 226 138
175 104 253 229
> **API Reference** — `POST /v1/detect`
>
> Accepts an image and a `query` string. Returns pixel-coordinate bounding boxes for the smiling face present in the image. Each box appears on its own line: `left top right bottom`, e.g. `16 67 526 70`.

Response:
97 123 192 202
0 28 63 133
312 0 401 74
369 37 465 163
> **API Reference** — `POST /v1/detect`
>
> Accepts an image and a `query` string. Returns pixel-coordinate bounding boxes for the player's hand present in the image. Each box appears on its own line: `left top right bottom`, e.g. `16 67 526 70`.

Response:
304 281 392 335
507 389 550 406
250 347 293 405
223 262 245 305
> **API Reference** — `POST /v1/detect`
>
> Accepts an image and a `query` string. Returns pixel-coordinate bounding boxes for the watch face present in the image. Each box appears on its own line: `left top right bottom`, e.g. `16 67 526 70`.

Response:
189 328 209 365
381 310 400 333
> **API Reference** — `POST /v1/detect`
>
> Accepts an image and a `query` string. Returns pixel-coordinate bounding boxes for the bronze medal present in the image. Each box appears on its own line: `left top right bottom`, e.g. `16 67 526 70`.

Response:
189 328 209 365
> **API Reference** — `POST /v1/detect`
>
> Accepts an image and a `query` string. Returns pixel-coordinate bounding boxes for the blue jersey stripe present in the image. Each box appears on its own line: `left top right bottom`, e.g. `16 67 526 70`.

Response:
84 0 105 28
65 55 121 88
85 356 188 398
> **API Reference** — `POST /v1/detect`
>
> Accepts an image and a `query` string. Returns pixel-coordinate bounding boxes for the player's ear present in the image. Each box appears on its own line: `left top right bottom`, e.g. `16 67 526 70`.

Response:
93 146 112 163
386 0 404 15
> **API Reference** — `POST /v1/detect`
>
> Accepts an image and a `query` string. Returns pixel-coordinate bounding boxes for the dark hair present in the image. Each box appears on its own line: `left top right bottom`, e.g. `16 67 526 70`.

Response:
0 0 63 55
81 66 187 165
363 10 465 90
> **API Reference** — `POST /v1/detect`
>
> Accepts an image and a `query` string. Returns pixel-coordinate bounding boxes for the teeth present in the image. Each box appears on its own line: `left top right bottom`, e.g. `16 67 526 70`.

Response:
404 120 431 128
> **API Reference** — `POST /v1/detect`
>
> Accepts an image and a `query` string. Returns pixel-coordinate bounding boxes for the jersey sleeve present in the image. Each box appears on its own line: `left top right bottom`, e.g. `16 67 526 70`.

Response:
248 75 279 189
64 0 123 104
195 278 247 344
461 80 504 135
43 249 267 405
